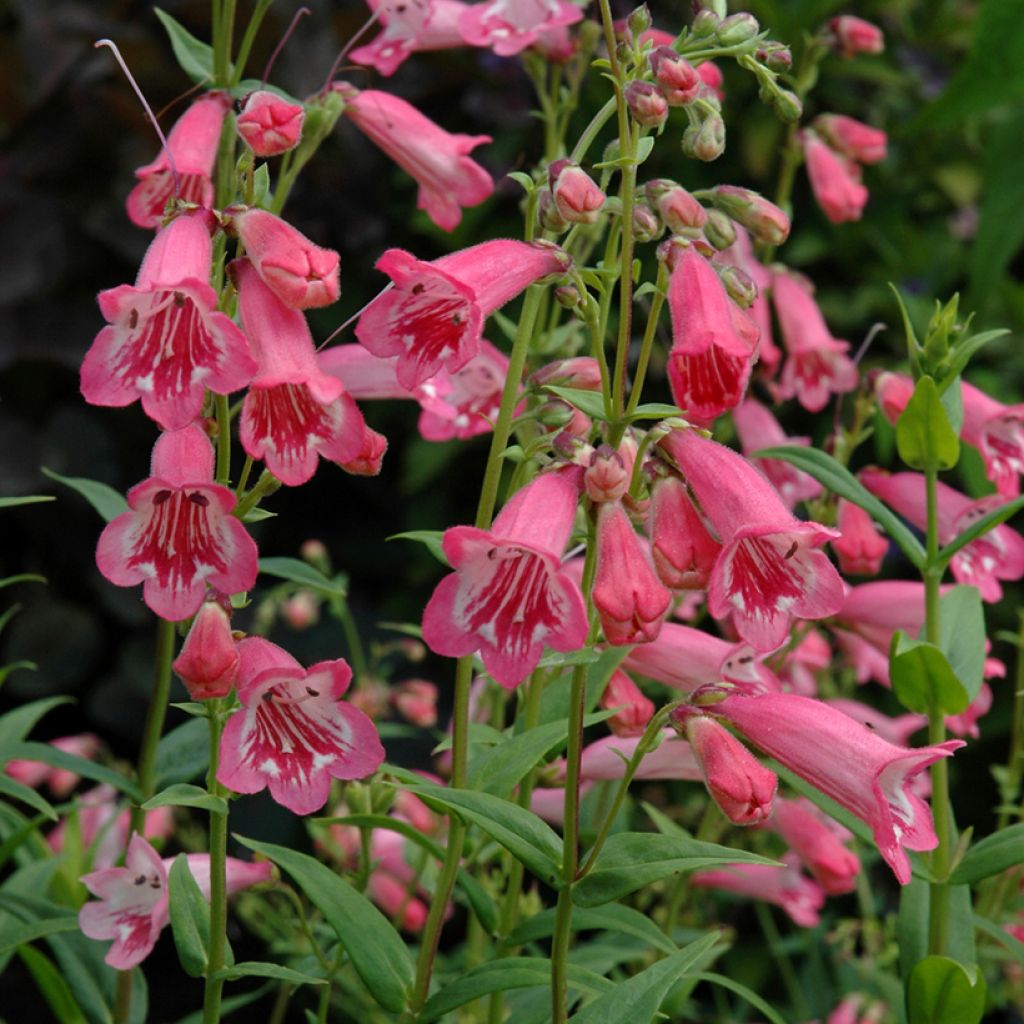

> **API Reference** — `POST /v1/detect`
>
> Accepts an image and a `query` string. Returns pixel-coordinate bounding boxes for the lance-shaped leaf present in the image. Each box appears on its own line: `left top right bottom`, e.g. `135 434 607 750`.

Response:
897 376 960 471
949 822 1024 885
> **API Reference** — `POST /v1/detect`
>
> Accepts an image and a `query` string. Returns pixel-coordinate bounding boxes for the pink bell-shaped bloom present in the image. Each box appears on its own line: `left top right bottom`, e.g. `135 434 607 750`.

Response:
577 728 704 782
873 370 915 423
600 669 655 737
732 399 822 509
350 0 470 76
232 208 340 310
459 0 583 57
833 499 888 576
126 93 231 229
549 160 605 224
709 185 791 247
768 796 860 895
337 84 493 231
356 239 568 389
235 261 367 486
961 381 1024 497
679 712 777 825
691 858 825 927
6 734 103 797
827 16 884 58
813 114 887 165
236 90 305 156
81 210 257 430
392 678 439 728
702 686 965 884
773 269 858 412
96 426 258 621
172 600 239 700
945 682 993 740
422 472 587 688
665 245 760 423
803 132 869 224
592 501 672 645
776 628 832 697
218 638 385 815
827 698 926 746
648 474 722 590
861 468 1024 602
660 429 844 651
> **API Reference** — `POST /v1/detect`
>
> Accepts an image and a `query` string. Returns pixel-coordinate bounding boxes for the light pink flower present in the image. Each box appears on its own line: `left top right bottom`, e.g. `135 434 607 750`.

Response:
944 682 993 739
392 679 439 728
235 261 367 485
550 160 605 224
126 93 230 229
827 16 884 58
218 638 385 815
776 628 831 696
172 600 239 700
421 472 587 688
578 728 703 782
338 84 493 231
80 210 257 430
356 239 567 389
772 269 858 412
600 669 655 737
691 858 825 927
803 132 869 223
961 381 1024 496
459 0 583 57
96 426 258 621
833 499 888 576
647 474 722 591
813 114 887 164
6 734 102 797
350 0 470 76
704 686 964 883
236 90 305 156
826 698 926 746
768 796 860 895
649 47 701 105
660 429 844 651
645 180 706 233
709 185 791 247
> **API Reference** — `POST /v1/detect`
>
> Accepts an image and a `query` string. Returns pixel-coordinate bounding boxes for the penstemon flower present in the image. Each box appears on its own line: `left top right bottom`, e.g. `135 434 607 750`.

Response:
350 0 471 77
236 90 305 156
691 858 826 927
767 796 861 895
459 0 583 57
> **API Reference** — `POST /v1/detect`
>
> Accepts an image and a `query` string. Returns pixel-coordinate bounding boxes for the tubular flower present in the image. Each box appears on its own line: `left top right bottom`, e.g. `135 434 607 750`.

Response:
236 90 305 156
772 269 858 412
832 499 888 576
578 729 703 782
96 425 258 621
592 501 672 645
218 638 385 815
691 859 825 928
648 474 721 590
422 472 588 688
813 114 887 165
768 796 860 895
701 686 964 884
350 0 470 76
826 15 884 58
802 131 868 224
665 244 760 423
600 669 655 737
172 600 239 700
659 429 844 652
861 468 1024 602
337 83 493 231
356 239 569 389
81 210 257 430
126 93 231 229
459 0 583 57
235 261 367 486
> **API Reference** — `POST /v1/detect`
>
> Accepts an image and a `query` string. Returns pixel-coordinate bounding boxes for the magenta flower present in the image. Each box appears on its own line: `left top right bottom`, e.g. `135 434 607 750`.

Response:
172 600 239 700
600 669 655 737
235 261 367 486
356 239 568 389
422 472 587 688
769 796 860 895
337 83 493 231
772 269 858 412
659 429 844 651
703 687 964 883
96 426 258 621
80 210 257 430
218 638 385 815
802 131 869 224
236 90 305 157
648 474 722 591
350 0 470 77
459 0 583 57
126 93 231 229
691 859 825 927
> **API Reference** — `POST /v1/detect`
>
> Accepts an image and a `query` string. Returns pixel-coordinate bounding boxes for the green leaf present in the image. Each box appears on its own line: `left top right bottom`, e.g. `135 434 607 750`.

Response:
974 913 1024 967
507 903 677 955
3 742 141 802
0 914 81 958
567 933 721 1024
625 402 684 422
898 876 930 984
250 163 271 207
174 983 275 1024
0 774 58 821
936 586 985 704
946 328 1012 379
936 496 1024 567
235 837 413 1012
541 385 609 421
142 784 226 815
0 495 55 509
907 956 986 1024
949 822 1024 884
153 8 218 83
42 469 127 523
399 784 562 887
419 958 613 1022
506 171 536 193
752 446 926 568
0 696 71 750
257 558 346 598
17 944 87 1024
241 507 275 523
155 718 210 786
947 883 977 966
889 633 968 715
386 530 449 567
896 376 959 471
573 833 778 908
0 573 47 590
215 962 326 986
690 972 787 1024
168 855 210 978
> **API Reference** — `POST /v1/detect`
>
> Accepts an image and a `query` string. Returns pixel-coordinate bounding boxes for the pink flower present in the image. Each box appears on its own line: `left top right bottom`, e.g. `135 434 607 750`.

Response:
126 93 231 229
350 0 470 76
647 474 722 590
236 90 305 156
6 734 102 797
813 114 887 164
691 859 825 927
578 728 704 782
459 0 583 57
827 698 926 746
645 180 706 233
172 600 239 700
659 429 844 651
422 472 588 688
709 185 791 247
772 269 858 412
96 426 258 621
235 261 367 486
600 669 655 737
232 208 340 310
803 132 869 223
356 239 568 389
665 245 760 423
338 84 493 231
776 628 831 696
703 686 964 884
944 682 993 739
592 501 672 645
339 424 388 477
961 380 1024 496
861 468 1024 602
648 47 701 105
549 160 605 224
392 679 439 728
80 210 257 430
832 499 888 576
217 638 385 815
768 796 860 895
827 16 884 58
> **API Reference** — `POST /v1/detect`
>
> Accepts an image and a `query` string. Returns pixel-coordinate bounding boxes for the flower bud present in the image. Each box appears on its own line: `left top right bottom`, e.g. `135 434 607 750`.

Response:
282 590 320 630
550 160 605 224
554 284 581 308
392 679 439 728
709 185 790 245
691 9 720 36
300 539 329 570
826 15 884 59
586 444 629 503
632 202 663 243
813 114 887 164
682 115 725 161
626 3 652 37
649 48 701 105
648 474 720 589
716 12 759 46
601 669 655 737
172 601 239 700
702 208 736 250
537 188 570 233
236 90 305 157
758 43 792 72
718 264 758 308
532 357 603 391
772 89 803 123
625 80 669 128
645 180 707 233
340 425 387 476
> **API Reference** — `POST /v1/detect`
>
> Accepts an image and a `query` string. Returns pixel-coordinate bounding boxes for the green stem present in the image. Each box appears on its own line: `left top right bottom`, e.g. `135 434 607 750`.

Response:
569 98 617 165
235 455 254 498
234 469 280 519
332 597 368 683
755 903 811 1021
231 0 274 85
215 394 232 485
213 0 237 87
622 262 668 422
202 706 229 1024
